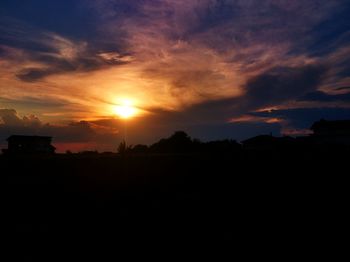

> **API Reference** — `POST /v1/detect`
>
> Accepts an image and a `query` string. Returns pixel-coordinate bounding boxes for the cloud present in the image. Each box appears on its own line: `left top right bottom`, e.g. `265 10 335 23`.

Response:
0 108 41 127
336 86 350 91
0 96 82 123
250 107 350 131
299 91 350 102
0 109 23 126
14 47 132 82
243 65 328 108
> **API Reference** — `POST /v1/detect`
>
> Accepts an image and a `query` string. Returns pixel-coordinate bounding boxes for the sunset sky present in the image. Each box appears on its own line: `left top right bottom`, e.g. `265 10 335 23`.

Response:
1 0 350 152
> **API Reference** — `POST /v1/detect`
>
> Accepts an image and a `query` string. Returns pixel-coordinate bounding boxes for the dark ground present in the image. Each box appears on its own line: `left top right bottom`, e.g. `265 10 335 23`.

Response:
2 148 348 260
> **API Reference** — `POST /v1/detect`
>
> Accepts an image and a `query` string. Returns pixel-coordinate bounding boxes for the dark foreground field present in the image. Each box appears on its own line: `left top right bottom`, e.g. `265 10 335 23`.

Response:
2 148 348 260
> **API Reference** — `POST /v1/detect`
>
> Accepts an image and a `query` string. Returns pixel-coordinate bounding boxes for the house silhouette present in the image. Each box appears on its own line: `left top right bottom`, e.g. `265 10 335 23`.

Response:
3 135 56 154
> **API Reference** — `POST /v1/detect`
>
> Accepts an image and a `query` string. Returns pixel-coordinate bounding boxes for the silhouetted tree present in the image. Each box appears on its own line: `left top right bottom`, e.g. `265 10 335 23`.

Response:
118 140 127 154
130 144 149 154
150 131 195 153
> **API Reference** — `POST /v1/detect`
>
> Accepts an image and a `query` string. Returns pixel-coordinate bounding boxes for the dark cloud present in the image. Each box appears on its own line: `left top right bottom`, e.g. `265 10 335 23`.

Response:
183 0 342 54
244 65 328 109
0 16 131 82
336 86 350 91
144 98 236 126
0 108 41 127
251 107 350 129
16 52 131 82
299 91 350 102
0 45 6 57
308 3 350 57
0 1 98 40
16 68 58 82
337 62 350 78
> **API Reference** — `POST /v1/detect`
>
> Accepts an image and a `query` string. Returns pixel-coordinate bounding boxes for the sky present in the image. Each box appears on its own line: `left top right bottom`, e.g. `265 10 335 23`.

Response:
0 0 350 152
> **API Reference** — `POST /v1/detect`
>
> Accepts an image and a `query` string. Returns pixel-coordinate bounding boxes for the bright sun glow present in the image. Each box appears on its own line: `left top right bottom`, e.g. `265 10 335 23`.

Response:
113 99 137 119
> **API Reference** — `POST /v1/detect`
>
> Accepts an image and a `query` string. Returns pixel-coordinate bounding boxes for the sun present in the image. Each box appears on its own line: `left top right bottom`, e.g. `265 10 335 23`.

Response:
113 99 137 119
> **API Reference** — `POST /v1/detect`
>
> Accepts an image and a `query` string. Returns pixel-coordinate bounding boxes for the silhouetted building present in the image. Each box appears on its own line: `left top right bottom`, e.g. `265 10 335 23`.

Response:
310 119 350 146
3 135 56 154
